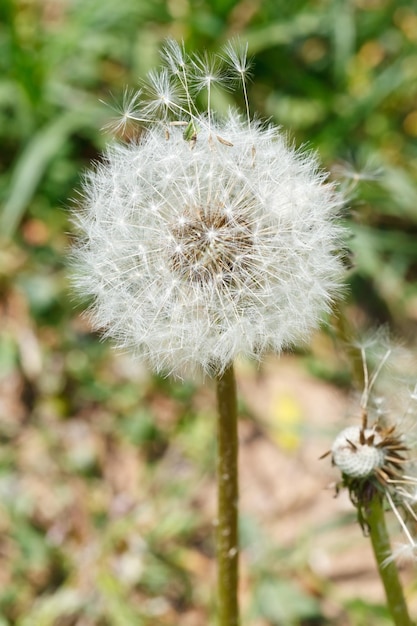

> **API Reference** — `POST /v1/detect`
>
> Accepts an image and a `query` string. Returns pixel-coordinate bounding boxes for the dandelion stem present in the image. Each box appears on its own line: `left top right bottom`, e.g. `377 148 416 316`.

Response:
365 493 413 626
215 362 239 626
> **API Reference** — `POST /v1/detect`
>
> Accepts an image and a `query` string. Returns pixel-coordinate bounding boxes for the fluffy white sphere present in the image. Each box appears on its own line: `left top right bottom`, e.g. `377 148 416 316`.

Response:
72 44 344 377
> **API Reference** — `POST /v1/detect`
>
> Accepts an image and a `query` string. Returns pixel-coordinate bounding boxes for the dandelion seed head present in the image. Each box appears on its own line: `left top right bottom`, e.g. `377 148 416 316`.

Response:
72 41 345 377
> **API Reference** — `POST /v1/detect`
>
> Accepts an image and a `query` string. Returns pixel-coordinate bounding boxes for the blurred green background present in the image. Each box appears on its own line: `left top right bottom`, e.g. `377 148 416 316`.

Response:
1 0 417 624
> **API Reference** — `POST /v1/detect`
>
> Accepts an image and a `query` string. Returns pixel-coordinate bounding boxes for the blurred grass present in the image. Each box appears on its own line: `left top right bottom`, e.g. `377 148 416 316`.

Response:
1 0 417 624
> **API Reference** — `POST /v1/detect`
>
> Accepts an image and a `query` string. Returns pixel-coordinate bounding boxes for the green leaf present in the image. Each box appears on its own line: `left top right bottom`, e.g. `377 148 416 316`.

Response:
1 109 98 238
97 573 146 626
18 589 85 626
254 578 321 623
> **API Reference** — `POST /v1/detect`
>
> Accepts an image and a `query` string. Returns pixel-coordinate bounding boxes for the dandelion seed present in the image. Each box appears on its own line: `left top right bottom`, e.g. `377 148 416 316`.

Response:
222 39 252 127
190 50 224 92
161 38 187 75
101 87 147 136
142 68 184 120
332 158 383 184
331 157 384 197
72 40 345 378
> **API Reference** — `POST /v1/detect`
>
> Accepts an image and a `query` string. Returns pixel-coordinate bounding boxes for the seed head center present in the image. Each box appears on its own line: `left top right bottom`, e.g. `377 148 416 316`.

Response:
170 207 253 286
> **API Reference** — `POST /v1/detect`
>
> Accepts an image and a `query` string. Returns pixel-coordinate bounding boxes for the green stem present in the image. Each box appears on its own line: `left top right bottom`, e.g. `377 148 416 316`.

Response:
215 362 239 626
365 493 413 626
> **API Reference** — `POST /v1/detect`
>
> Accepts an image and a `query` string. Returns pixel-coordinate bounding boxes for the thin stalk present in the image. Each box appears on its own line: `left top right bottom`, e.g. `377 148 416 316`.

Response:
365 493 413 626
215 362 239 626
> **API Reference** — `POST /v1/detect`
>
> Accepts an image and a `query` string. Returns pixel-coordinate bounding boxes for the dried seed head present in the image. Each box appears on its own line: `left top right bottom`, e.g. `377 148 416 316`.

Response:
325 335 417 562
332 426 385 478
